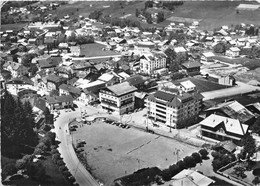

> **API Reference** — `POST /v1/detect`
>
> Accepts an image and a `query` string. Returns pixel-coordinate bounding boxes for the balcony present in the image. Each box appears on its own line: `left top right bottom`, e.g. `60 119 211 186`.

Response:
101 100 117 108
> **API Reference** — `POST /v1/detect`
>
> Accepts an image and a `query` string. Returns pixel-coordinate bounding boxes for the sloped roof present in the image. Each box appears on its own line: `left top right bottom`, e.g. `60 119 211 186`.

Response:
59 84 81 95
98 73 115 82
182 61 201 69
200 114 248 136
107 82 137 96
125 75 145 86
180 80 196 89
171 169 215 186
206 100 255 123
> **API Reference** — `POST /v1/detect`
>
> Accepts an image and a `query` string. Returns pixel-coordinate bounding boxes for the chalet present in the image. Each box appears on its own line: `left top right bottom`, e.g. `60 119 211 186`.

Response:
205 100 256 125
201 52 215 62
56 66 75 79
98 72 120 86
125 75 146 91
170 169 215 186
226 47 240 58
46 95 74 110
200 114 249 143
78 80 106 105
46 75 67 91
58 84 81 98
181 61 201 76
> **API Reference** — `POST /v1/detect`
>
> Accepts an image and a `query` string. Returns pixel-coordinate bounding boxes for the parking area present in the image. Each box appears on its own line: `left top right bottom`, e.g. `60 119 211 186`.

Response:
71 120 199 185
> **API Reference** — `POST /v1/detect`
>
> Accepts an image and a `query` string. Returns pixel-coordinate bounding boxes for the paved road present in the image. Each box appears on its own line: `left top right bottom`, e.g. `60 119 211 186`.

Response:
52 108 99 186
71 54 122 60
202 81 260 100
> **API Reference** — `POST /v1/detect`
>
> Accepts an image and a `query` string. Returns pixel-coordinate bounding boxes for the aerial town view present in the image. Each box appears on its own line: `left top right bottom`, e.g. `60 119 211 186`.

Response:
1 1 260 186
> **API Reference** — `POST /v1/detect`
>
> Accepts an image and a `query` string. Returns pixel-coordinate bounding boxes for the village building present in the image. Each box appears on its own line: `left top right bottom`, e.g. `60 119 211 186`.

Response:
200 114 249 143
99 82 137 115
145 87 203 128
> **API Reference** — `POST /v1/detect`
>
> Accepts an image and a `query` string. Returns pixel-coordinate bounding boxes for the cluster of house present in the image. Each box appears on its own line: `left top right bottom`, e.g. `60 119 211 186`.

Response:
1 5 260 143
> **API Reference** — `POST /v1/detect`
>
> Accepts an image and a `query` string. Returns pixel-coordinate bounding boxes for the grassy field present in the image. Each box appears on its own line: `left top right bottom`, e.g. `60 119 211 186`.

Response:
80 43 118 57
0 23 28 32
212 56 260 70
72 121 198 185
172 1 260 30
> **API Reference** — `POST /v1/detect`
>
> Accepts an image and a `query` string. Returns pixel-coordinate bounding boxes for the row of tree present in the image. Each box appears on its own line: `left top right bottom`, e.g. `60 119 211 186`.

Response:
161 149 209 181
1 91 38 157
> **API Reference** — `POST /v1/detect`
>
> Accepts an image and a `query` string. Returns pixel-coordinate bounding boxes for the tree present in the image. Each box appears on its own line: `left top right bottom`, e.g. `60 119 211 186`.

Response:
192 152 202 163
252 117 260 136
57 160 65 166
36 142 48 152
183 156 196 168
27 161 47 182
234 166 247 178
16 159 27 170
213 42 226 53
253 176 260 185
135 9 140 17
242 134 256 159
52 153 60 164
145 1 153 9
164 48 178 72
168 164 180 177
176 160 185 170
59 165 68 172
157 12 164 23
199 149 209 159
89 10 103 20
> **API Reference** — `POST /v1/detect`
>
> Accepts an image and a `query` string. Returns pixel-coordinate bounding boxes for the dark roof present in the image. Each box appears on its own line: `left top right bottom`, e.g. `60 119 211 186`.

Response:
46 95 74 104
107 82 137 96
154 90 175 102
182 61 201 69
125 75 145 86
30 96 46 112
47 75 66 83
59 84 81 96
148 89 203 108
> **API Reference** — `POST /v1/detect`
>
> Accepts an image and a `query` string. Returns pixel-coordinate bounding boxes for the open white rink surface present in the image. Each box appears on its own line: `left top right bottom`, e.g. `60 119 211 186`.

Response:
72 121 198 186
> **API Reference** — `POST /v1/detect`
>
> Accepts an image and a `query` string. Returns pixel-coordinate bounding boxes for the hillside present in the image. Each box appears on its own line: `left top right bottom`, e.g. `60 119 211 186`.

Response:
171 1 260 30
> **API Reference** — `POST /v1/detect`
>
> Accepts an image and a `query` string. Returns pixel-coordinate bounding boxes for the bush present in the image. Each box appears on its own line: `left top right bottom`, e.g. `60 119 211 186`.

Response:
62 170 72 178
2 163 18 179
16 159 27 170
50 145 58 150
199 149 209 159
57 160 65 166
51 149 59 155
67 175 76 184
52 154 60 164
36 142 48 152
59 165 68 172
27 162 46 182
33 147 44 155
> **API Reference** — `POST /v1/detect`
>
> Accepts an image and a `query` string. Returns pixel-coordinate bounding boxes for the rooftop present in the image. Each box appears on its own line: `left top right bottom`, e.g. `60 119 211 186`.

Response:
107 82 137 96
171 169 215 186
200 114 248 136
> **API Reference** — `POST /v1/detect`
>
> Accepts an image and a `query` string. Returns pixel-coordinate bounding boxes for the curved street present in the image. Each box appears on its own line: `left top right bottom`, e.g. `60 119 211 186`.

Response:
51 107 99 186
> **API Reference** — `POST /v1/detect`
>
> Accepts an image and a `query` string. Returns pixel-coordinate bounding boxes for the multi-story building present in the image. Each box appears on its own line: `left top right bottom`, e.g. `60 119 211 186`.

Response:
139 51 167 75
145 87 203 128
99 82 137 115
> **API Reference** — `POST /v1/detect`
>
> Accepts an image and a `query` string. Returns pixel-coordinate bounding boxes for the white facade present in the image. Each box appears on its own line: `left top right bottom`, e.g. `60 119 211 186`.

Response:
139 52 167 75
